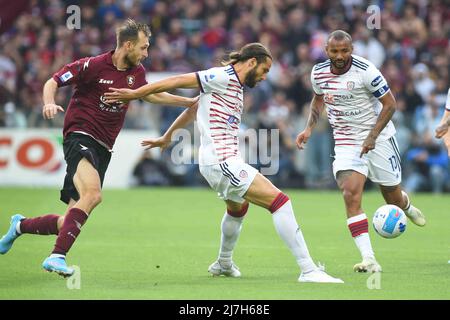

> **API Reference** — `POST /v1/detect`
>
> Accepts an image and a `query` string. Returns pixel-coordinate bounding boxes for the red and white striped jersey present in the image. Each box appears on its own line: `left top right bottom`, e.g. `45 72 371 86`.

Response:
196 65 244 165
311 54 396 146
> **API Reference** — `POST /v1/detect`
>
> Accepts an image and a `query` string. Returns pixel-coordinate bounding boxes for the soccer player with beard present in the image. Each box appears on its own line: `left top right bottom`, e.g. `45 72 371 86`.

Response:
104 42 343 283
296 30 426 273
0 19 197 277
435 87 450 156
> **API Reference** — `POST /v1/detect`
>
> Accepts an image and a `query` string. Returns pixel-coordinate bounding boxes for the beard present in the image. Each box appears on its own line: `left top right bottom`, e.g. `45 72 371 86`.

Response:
124 54 139 68
331 57 350 70
244 67 258 88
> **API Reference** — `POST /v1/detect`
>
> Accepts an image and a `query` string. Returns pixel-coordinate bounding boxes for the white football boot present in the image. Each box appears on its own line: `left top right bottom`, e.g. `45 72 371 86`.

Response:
353 256 382 273
208 260 241 277
298 263 344 283
402 191 426 226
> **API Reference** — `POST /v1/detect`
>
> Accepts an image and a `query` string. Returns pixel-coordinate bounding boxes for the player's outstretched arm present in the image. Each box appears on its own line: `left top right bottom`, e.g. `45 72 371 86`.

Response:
105 73 199 103
435 109 450 156
141 102 199 151
360 91 396 157
42 78 64 119
296 93 325 149
143 93 199 108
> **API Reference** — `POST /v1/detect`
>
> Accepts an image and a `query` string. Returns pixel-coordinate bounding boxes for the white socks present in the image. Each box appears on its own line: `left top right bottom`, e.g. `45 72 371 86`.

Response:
218 212 244 268
347 213 374 259
272 200 316 273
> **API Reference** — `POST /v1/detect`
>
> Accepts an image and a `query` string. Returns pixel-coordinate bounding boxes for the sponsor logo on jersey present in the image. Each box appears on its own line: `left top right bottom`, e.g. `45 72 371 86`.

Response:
324 93 335 104
127 75 135 87
60 71 73 83
330 109 362 117
371 75 382 87
99 95 125 112
99 79 114 84
325 93 354 105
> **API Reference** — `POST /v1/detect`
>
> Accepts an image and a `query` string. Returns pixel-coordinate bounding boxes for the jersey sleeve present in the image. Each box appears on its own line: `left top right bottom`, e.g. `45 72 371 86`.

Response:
52 57 95 87
446 88 450 111
196 67 228 94
363 64 390 99
310 68 323 95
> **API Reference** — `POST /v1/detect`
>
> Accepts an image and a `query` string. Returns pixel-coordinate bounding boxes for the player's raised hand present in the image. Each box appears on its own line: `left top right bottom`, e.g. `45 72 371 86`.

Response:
141 136 171 152
360 135 376 157
296 129 311 150
435 122 449 139
104 88 137 104
43 103 64 119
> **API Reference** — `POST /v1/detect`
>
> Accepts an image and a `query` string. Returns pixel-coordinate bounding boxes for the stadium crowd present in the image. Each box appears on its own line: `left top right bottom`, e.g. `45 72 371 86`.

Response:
0 0 449 192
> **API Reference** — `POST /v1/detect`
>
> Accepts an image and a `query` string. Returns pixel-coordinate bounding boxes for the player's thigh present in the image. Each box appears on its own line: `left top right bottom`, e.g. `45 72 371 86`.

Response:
73 157 102 197
243 173 281 209
379 184 403 204
336 170 366 201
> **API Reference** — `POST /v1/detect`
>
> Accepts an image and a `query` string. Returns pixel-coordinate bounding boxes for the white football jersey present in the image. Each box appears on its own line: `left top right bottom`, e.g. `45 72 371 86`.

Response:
311 54 396 146
196 65 244 165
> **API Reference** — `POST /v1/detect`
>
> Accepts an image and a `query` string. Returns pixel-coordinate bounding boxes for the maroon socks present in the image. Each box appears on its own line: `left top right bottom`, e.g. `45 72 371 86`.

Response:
20 215 60 235
52 208 88 255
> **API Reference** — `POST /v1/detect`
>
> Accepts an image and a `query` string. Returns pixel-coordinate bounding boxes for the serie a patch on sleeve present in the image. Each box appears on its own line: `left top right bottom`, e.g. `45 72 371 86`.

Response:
60 71 74 83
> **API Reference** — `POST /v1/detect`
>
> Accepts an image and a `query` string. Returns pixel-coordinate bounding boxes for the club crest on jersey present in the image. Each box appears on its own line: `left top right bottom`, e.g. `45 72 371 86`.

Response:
127 75 135 87
347 81 355 90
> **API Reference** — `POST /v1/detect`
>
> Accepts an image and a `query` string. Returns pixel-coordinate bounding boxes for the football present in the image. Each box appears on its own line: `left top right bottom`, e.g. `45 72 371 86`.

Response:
372 205 407 238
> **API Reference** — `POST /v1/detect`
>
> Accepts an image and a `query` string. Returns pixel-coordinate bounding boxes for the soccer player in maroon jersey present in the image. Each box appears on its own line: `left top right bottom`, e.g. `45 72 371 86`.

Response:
0 19 197 277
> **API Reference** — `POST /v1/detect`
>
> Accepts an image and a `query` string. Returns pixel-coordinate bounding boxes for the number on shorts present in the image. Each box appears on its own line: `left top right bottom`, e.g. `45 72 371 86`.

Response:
388 155 399 172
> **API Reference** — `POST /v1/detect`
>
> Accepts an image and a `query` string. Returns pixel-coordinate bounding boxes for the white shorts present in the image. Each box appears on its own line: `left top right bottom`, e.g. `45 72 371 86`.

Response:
199 156 259 204
332 137 402 186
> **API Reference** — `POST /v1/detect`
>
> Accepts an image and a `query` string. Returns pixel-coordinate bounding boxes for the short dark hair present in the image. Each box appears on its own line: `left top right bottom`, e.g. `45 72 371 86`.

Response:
222 42 273 66
327 30 352 44
116 19 151 47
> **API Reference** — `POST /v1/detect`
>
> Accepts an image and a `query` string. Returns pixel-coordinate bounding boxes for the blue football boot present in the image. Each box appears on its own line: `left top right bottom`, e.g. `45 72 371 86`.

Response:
42 255 74 277
0 214 25 254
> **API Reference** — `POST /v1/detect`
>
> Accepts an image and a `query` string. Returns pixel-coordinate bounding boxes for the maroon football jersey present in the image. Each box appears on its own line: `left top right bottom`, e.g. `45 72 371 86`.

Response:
53 50 147 149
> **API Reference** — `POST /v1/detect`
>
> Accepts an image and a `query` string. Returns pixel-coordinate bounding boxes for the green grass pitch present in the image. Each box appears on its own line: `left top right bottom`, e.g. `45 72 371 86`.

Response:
0 187 449 300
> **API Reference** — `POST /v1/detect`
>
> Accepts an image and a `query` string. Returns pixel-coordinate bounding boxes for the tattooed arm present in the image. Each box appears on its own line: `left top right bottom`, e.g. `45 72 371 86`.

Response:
296 93 325 149
360 91 396 157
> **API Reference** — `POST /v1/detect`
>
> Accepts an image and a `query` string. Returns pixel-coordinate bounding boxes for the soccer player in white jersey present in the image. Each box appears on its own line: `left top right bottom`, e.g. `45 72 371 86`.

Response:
105 43 343 283
435 88 450 156
296 30 426 273
435 88 450 265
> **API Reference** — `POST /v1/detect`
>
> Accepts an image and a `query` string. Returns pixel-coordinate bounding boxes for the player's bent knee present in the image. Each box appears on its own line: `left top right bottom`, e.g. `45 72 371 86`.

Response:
342 188 361 205
227 202 249 217
82 190 102 208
